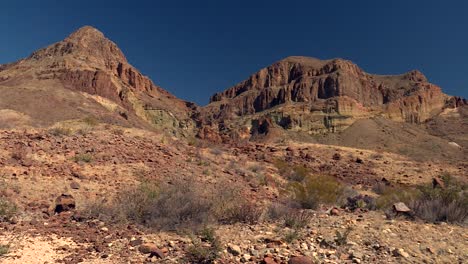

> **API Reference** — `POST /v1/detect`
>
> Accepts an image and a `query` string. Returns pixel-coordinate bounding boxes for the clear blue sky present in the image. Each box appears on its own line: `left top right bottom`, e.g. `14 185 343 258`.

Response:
1 0 467 105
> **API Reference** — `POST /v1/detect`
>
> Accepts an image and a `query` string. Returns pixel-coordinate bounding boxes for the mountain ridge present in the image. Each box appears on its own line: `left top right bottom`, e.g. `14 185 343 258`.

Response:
0 26 466 155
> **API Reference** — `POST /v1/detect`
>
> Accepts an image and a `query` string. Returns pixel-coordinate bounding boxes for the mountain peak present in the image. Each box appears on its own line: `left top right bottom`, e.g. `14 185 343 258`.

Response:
66 25 105 41
29 25 127 63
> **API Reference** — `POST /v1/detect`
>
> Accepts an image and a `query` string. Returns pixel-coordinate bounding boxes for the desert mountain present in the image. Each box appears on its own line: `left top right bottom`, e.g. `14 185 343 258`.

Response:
0 26 196 134
0 27 466 160
199 56 466 158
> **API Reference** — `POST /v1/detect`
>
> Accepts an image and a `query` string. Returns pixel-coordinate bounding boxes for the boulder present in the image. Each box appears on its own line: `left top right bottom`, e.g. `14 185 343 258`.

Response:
139 243 165 258
392 202 411 213
54 194 76 213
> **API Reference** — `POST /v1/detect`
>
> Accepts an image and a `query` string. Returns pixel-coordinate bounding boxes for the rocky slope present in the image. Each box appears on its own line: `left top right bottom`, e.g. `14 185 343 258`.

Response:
200 56 465 143
0 26 196 135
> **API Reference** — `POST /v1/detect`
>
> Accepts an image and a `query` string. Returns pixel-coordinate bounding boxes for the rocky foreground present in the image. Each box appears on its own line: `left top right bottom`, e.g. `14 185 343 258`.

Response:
0 125 466 263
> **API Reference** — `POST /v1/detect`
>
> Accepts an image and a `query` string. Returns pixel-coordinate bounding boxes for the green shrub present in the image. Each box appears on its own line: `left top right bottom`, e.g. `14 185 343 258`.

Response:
288 175 346 209
273 159 310 182
0 244 9 256
375 186 419 210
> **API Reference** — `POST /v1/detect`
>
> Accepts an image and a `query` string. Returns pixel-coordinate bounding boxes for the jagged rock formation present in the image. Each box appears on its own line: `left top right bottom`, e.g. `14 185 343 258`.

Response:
0 26 196 134
0 27 465 148
200 56 464 142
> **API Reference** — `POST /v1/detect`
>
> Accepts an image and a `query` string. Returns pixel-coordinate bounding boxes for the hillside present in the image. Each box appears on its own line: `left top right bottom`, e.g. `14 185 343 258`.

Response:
0 26 196 135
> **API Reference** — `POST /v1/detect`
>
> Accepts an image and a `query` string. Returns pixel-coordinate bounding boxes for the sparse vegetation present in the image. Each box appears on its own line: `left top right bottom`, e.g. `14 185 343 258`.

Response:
73 153 93 163
283 229 302 243
374 185 419 210
83 179 263 231
111 180 212 230
82 116 99 126
0 198 17 222
373 174 467 224
288 175 347 209
48 126 73 136
273 159 310 182
267 203 313 229
186 227 222 263
0 244 9 256
335 227 353 246
410 174 467 224
213 187 263 225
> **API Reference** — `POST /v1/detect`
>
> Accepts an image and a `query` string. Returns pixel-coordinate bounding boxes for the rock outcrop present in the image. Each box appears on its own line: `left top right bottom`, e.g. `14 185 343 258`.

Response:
200 56 462 141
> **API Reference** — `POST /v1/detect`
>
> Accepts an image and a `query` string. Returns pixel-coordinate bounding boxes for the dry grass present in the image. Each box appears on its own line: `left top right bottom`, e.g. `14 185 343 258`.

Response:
83 179 263 231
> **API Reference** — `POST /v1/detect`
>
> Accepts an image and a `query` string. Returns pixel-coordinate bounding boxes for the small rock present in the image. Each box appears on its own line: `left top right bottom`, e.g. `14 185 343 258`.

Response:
355 157 363 164
130 238 143 247
393 248 409 258
241 254 251 262
432 177 445 189
332 153 341 160
288 256 314 264
228 244 242 256
426 247 435 254
70 181 81 189
330 208 340 216
262 256 278 264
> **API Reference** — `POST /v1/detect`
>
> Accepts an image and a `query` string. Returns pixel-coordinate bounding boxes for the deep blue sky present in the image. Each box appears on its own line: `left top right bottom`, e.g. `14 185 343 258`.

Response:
1 0 467 105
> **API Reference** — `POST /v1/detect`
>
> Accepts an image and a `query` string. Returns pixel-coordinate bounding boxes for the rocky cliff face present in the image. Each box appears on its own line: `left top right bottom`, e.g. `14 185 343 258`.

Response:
201 56 461 142
0 26 196 134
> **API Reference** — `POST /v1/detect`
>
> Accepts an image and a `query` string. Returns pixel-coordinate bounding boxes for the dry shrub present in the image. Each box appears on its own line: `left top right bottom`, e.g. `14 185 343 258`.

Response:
83 180 213 231
0 182 17 222
73 153 93 163
212 187 262 225
48 126 72 136
83 180 263 231
82 116 99 126
373 174 467 224
288 175 347 209
0 198 17 222
410 175 467 224
186 227 222 263
266 203 313 229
